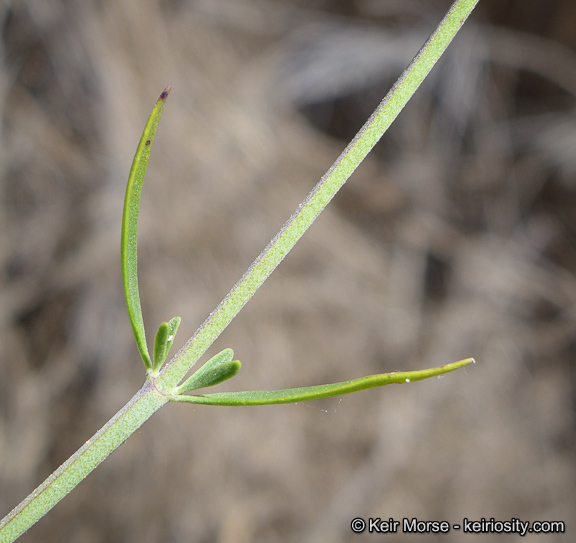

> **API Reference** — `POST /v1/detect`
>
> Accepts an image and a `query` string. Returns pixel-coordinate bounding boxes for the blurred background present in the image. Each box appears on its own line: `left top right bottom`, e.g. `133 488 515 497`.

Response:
1 0 575 541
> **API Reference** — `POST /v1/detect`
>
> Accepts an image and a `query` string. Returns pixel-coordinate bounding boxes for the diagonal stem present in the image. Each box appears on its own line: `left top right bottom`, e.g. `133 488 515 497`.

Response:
0 383 167 542
156 0 480 391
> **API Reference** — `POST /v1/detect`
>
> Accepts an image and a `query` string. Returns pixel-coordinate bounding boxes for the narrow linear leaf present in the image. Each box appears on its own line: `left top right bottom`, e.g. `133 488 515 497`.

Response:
170 358 475 406
121 86 171 371
176 348 242 393
153 316 181 372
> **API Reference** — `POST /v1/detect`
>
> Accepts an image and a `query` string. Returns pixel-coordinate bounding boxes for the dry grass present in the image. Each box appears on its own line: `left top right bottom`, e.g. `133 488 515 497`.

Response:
1 1 575 541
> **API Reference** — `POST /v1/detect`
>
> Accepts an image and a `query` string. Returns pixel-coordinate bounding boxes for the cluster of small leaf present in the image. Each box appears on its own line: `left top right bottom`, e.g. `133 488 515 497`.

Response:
153 315 241 393
121 87 473 407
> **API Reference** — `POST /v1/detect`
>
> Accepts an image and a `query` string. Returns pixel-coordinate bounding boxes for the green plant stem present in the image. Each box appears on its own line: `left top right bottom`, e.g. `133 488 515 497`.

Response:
0 1 479 540
0 384 168 542
155 0 480 391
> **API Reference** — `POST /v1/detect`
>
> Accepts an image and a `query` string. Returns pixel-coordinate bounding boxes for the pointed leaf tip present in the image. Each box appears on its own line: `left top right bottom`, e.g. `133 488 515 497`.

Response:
159 85 171 101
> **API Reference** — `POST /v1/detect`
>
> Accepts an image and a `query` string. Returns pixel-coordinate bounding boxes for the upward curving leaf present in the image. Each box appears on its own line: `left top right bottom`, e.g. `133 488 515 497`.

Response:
175 348 241 393
153 316 181 373
121 86 171 371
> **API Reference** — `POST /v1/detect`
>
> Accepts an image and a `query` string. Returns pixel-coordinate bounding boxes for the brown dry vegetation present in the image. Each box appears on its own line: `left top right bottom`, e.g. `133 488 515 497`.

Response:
1 1 575 541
